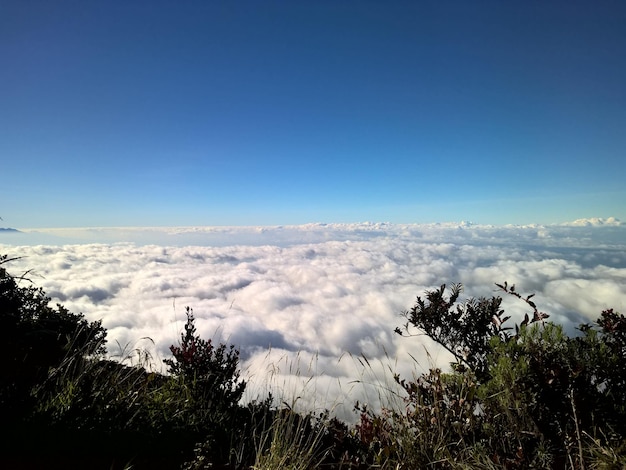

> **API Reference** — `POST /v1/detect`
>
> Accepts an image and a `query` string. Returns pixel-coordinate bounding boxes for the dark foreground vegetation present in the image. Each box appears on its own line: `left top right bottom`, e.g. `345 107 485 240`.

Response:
1 253 625 469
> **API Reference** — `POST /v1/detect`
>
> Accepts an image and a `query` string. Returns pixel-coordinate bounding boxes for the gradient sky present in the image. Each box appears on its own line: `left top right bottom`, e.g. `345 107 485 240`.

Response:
2 1 625 228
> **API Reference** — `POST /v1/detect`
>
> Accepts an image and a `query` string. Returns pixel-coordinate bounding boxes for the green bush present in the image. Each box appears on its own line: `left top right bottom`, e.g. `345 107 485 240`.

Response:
389 283 626 469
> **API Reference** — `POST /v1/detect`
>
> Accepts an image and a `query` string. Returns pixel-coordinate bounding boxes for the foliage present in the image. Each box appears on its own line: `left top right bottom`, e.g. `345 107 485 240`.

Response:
0 255 253 468
161 306 248 464
396 283 512 380
164 306 246 411
386 283 626 469
0 254 107 421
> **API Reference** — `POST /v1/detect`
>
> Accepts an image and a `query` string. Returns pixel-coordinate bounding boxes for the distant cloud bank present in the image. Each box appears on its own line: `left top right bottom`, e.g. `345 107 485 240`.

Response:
2 221 625 420
560 217 622 227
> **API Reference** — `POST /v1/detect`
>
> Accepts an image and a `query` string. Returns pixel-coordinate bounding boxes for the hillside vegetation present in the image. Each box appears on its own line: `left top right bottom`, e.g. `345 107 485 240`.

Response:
1 253 625 469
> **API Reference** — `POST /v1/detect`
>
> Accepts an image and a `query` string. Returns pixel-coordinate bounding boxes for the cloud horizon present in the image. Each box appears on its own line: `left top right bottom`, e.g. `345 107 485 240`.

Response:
2 221 624 421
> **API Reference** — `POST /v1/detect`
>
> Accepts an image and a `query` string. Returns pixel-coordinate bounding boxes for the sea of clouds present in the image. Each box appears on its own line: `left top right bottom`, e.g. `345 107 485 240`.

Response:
2 219 625 421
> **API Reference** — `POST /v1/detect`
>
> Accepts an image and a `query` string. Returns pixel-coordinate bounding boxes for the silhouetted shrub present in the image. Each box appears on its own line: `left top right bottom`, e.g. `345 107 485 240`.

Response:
0 254 106 421
164 306 246 410
162 306 247 465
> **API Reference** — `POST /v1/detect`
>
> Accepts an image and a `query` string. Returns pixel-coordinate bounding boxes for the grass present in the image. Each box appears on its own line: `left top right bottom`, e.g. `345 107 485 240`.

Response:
252 405 329 470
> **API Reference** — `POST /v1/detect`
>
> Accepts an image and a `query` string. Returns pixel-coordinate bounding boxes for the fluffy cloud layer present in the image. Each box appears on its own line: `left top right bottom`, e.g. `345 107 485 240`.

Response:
2 222 625 420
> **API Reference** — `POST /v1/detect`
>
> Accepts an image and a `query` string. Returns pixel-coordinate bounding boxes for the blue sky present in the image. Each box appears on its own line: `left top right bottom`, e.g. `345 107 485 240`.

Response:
1 1 625 228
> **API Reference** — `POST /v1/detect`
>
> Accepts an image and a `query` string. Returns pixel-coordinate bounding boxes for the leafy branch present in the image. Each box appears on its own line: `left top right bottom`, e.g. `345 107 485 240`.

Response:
495 281 549 335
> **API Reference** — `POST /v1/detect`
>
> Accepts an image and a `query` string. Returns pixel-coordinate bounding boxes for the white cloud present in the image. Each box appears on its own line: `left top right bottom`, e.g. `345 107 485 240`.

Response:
561 217 622 227
2 222 625 421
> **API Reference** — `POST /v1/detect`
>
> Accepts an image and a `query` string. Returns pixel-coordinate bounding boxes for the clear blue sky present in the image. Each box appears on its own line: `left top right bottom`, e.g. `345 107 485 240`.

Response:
1 1 625 228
